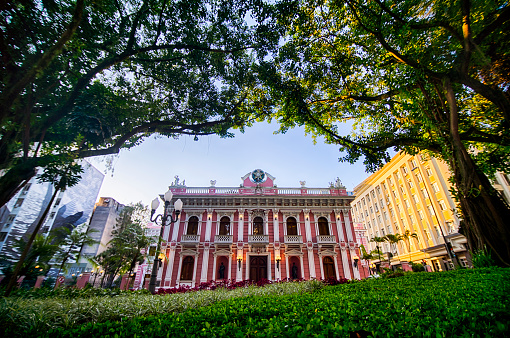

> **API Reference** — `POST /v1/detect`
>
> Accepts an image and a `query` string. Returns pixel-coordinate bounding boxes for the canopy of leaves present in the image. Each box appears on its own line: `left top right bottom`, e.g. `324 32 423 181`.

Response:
0 0 293 206
256 0 509 173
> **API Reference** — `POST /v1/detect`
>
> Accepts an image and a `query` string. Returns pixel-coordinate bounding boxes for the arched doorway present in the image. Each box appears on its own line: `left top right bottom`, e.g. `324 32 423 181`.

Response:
253 216 264 235
323 256 336 279
219 216 230 235
187 216 199 235
180 256 195 280
318 217 330 236
249 256 267 282
287 217 298 235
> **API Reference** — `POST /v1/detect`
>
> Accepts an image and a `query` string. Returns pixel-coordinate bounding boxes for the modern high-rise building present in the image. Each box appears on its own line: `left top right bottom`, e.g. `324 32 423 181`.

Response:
351 152 472 272
0 161 104 264
149 170 364 289
71 197 125 275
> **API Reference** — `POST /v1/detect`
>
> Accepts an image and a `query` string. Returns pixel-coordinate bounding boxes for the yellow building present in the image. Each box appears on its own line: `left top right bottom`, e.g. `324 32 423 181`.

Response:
351 152 472 272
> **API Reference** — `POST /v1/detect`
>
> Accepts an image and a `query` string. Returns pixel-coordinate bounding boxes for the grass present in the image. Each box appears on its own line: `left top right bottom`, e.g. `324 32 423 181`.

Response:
1 268 509 337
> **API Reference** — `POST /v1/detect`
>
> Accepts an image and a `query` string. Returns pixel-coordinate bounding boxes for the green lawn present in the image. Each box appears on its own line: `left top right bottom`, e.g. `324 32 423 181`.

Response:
2 268 509 337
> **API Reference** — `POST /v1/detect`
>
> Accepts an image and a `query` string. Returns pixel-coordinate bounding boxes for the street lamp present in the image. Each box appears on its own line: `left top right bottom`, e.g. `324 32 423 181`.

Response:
352 255 359 269
148 189 182 294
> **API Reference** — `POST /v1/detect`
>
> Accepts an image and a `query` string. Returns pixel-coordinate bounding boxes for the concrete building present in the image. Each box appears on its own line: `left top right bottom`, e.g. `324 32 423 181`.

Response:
0 161 103 264
351 152 472 272
71 197 125 275
150 170 365 289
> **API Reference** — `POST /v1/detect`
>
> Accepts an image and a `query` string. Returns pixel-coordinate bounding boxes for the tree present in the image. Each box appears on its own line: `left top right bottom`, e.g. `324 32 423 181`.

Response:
94 204 154 288
258 0 510 266
0 233 59 287
370 236 386 263
383 233 403 266
3 161 83 296
52 223 98 283
401 230 419 263
0 0 289 207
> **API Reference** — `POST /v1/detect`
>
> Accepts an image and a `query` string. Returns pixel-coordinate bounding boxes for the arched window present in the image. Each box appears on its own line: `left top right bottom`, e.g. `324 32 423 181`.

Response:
180 256 194 280
323 256 335 279
287 217 298 235
318 217 330 236
253 216 264 235
187 216 199 235
219 216 230 235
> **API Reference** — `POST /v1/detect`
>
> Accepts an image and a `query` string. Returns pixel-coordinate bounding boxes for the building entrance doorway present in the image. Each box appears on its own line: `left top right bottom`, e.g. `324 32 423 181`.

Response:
249 256 267 282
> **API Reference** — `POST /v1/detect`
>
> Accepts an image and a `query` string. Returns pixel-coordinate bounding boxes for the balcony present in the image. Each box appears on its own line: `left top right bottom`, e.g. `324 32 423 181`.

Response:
214 235 233 245
317 235 336 244
284 235 303 244
180 234 200 246
248 234 269 244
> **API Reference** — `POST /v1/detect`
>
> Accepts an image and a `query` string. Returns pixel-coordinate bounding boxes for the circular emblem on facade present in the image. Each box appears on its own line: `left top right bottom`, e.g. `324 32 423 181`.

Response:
250 169 266 183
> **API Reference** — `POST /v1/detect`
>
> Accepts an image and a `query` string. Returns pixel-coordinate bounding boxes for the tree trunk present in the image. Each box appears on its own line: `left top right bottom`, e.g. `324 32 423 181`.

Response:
445 79 510 267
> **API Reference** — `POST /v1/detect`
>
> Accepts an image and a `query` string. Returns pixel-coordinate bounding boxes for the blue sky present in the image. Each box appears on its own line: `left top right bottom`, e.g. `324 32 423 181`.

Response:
90 121 372 206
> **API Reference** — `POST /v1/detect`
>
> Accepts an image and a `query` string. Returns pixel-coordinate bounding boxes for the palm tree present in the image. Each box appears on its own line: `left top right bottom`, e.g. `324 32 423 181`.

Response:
383 233 403 266
53 224 98 284
401 229 419 263
370 236 386 262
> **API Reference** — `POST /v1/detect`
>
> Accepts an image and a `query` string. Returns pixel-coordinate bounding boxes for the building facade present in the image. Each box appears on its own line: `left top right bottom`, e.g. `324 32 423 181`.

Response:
150 170 364 288
0 161 104 262
71 197 125 276
351 152 472 272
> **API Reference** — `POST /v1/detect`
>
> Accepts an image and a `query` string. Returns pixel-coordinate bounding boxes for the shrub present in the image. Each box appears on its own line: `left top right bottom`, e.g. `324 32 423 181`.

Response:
410 262 425 272
471 246 496 268
380 267 405 278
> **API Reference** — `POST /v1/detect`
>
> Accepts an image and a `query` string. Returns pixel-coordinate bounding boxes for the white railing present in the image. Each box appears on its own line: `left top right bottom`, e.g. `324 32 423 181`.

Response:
184 188 209 194
248 235 269 243
215 188 239 194
306 188 331 195
277 189 301 195
317 235 336 244
284 235 303 244
214 235 233 244
181 234 200 243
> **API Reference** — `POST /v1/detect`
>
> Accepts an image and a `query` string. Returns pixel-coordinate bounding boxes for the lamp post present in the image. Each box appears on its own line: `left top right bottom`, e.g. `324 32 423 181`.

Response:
411 166 459 269
352 255 359 269
148 189 182 294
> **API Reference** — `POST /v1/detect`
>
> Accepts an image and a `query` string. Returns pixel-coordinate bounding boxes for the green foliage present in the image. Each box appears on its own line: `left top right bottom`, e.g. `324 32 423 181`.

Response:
380 267 405 279
4 268 503 338
410 262 425 272
472 246 497 268
0 0 288 207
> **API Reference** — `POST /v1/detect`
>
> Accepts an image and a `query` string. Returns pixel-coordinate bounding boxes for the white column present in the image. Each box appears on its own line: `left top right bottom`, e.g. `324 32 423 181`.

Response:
319 255 324 279
267 252 272 280
285 255 290 280
307 248 316 278
333 255 340 279
299 256 305 280
228 254 232 280
192 254 199 287
335 210 345 242
171 217 180 242
343 210 354 242
303 209 312 242
273 209 279 242
200 247 210 283
165 247 176 284
205 208 213 241
236 249 243 281
176 255 184 285
351 248 361 279
238 209 244 242
341 249 352 279
274 249 281 280
212 255 217 281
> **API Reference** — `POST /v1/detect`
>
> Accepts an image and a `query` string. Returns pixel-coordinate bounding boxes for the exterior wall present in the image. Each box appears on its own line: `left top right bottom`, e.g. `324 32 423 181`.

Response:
351 152 471 271
0 161 104 262
77 197 125 272
149 172 366 289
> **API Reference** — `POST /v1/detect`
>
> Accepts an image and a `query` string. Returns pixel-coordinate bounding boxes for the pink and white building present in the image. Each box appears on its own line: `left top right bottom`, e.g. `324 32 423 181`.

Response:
150 170 366 289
